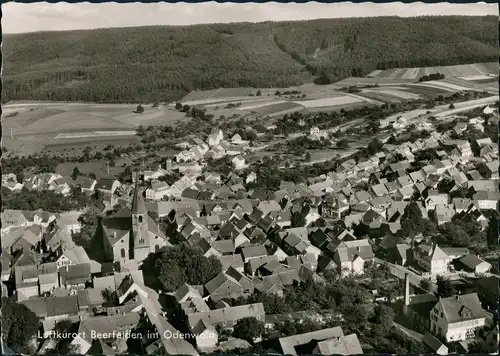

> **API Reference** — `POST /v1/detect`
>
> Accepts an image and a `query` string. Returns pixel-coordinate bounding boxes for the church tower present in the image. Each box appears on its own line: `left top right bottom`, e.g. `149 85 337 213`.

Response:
130 172 150 261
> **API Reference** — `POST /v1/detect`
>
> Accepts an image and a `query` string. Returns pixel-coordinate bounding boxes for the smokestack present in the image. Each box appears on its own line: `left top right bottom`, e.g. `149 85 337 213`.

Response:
404 273 410 307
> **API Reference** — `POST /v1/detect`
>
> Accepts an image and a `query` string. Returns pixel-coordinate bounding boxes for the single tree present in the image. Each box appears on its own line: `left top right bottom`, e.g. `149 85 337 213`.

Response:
175 102 183 110
436 275 455 298
71 166 81 180
367 138 382 155
419 279 432 292
1 297 40 353
373 304 395 333
136 105 144 114
449 103 455 109
400 201 424 240
336 139 349 149
232 317 265 344
256 90 262 96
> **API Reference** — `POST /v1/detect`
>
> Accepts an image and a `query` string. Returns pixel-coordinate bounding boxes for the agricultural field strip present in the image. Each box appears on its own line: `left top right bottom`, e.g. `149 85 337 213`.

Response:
388 68 406 79
362 89 421 100
372 62 497 79
367 70 382 77
410 81 475 92
200 98 275 109
182 88 256 101
355 92 401 104
400 68 419 80
237 100 295 111
181 96 271 106
293 96 364 108
251 101 304 114
458 75 495 81
268 107 305 117
55 131 137 139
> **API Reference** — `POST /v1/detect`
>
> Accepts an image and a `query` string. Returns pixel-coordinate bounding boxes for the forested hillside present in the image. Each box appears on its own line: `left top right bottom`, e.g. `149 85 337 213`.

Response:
2 16 498 103
272 16 498 81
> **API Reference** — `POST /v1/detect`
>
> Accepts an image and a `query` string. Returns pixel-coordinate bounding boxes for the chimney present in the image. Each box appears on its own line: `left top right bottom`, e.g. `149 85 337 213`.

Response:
404 273 410 306
114 231 117 239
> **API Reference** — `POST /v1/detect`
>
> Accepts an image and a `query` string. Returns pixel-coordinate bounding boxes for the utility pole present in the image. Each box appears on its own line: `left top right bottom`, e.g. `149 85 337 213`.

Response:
10 128 14 140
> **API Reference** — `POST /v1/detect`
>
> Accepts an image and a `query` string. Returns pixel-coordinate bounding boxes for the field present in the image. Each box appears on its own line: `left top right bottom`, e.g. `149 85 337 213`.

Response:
249 102 305 116
368 62 497 81
1 102 183 156
293 96 363 108
181 88 258 102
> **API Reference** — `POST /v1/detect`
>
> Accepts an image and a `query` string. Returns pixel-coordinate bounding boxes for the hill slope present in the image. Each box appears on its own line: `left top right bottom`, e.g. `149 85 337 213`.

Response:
2 16 498 104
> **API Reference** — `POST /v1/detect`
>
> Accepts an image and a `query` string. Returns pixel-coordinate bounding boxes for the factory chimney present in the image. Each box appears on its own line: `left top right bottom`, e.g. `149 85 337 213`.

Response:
404 273 410 307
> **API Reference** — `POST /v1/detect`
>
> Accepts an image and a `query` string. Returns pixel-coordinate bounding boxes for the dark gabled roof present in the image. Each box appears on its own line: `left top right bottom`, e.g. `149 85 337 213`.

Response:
61 263 91 284
437 293 486 323
131 175 147 214
212 239 235 254
96 178 117 190
181 188 200 200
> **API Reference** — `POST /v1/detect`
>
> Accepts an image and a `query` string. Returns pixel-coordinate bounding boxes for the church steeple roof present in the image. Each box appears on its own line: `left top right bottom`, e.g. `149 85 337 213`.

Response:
131 172 147 214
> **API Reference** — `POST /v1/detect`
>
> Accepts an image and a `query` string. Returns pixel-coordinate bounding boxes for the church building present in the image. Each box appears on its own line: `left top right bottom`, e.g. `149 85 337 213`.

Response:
101 174 170 264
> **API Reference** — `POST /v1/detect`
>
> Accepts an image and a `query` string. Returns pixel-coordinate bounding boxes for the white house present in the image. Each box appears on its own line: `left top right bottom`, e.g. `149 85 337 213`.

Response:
309 126 328 140
430 293 486 343
473 191 500 211
208 129 224 147
413 244 451 277
232 155 247 170
145 182 170 200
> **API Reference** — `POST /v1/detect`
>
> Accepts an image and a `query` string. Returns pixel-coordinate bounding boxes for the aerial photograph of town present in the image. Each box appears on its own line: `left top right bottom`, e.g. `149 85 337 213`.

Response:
0 1 499 355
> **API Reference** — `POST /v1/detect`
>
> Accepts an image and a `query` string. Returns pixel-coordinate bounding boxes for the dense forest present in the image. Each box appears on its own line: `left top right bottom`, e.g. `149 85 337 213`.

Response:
2 16 498 103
